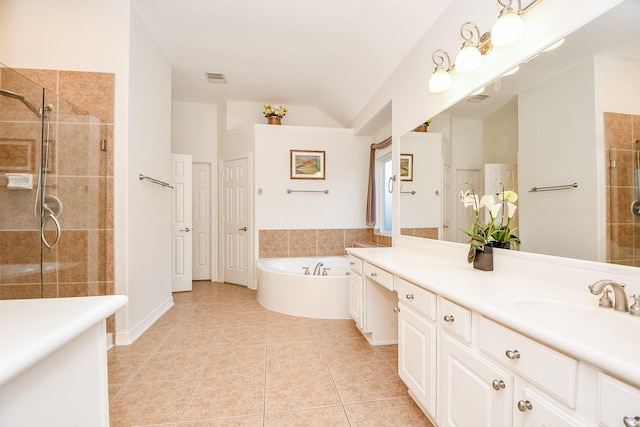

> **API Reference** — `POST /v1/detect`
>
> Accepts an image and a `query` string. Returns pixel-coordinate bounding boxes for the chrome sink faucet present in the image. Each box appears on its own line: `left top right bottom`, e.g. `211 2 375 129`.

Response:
313 262 324 276
589 279 629 312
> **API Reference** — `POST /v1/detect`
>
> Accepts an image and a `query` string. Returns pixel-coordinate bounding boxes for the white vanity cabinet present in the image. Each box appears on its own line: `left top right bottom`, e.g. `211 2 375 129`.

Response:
396 277 437 417
348 254 364 329
348 254 398 345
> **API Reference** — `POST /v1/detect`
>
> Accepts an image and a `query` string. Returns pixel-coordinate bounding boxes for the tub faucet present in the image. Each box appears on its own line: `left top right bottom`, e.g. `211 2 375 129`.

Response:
313 262 324 276
588 279 629 312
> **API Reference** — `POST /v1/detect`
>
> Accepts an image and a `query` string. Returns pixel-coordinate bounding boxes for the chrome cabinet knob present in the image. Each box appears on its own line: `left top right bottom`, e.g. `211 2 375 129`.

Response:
405 294 414 300
492 379 506 390
505 349 521 359
370 272 377 277
393 307 401 313
624 416 640 427
443 315 455 322
349 261 355 265
517 400 533 412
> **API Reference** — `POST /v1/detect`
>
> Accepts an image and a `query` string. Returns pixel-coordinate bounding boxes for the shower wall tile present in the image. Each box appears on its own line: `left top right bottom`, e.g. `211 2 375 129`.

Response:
607 149 635 187
317 229 345 256
58 71 115 123
604 112 633 149
608 186 635 225
56 230 110 283
57 176 109 229
0 122 42 174
57 123 110 176
1 68 56 122
288 229 317 257
0 284 41 299
0 186 39 230
12 68 57 96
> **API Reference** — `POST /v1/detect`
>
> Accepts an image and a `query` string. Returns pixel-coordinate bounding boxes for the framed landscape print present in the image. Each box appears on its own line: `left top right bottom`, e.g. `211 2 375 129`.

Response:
290 150 325 179
400 153 413 181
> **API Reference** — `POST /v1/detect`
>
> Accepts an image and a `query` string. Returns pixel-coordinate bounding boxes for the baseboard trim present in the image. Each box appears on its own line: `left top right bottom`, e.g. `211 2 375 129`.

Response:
114 296 174 345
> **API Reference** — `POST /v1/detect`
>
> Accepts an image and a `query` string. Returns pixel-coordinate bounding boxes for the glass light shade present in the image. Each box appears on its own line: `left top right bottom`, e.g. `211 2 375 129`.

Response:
491 11 524 47
429 68 452 93
455 45 482 73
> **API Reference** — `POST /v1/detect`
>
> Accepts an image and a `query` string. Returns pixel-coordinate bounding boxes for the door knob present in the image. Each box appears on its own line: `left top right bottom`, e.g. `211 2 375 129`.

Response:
238 227 247 231
180 227 191 232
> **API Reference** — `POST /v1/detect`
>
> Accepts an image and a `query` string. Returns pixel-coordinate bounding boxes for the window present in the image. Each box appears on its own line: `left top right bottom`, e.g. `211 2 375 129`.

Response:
377 150 392 235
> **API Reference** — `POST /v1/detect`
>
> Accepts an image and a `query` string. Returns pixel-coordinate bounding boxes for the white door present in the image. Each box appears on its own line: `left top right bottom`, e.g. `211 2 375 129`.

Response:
484 163 518 228
192 163 211 280
442 162 452 241
222 158 249 286
454 167 483 243
171 153 193 292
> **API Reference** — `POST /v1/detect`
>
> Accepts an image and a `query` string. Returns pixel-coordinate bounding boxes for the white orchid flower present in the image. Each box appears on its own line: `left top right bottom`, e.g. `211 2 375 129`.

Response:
480 195 501 219
499 189 518 203
461 191 480 212
506 201 517 219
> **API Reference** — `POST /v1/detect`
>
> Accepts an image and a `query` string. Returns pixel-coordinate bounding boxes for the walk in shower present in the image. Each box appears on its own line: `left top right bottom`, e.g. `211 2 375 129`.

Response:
0 62 114 315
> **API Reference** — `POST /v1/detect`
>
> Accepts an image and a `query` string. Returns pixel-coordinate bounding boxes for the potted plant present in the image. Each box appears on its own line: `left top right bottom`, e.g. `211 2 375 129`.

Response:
460 185 520 270
263 103 287 124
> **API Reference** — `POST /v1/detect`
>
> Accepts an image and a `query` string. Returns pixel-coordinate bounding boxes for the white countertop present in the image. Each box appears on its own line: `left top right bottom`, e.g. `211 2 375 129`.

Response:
0 295 128 388
347 246 640 388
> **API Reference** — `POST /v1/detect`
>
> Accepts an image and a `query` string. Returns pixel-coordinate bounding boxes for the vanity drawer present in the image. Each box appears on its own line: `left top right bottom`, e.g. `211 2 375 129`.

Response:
438 298 471 342
348 255 363 275
363 262 393 291
479 317 578 407
396 277 436 321
597 373 640 426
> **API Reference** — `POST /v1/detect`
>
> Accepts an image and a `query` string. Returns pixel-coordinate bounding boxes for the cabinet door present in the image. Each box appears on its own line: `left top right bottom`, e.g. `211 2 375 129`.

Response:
513 382 585 427
349 274 364 330
438 332 512 427
398 303 437 417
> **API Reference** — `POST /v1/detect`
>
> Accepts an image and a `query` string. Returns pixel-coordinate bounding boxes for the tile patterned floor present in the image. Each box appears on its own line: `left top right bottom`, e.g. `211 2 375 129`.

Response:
108 281 434 426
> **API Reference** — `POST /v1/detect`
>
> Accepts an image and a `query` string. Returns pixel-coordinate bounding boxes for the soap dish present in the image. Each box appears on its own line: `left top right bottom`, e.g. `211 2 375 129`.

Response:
6 173 33 190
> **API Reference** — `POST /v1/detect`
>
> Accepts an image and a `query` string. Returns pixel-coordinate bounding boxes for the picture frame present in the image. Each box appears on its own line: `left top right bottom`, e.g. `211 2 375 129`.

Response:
290 150 326 179
400 153 413 181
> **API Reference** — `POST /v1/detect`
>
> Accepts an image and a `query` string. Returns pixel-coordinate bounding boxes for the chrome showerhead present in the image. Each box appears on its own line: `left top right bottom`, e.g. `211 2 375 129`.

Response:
0 88 51 118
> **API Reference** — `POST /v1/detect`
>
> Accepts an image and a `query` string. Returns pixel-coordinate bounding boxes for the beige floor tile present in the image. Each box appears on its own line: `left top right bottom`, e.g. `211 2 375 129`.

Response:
216 324 268 346
266 341 327 372
107 350 152 384
175 311 229 330
267 321 323 343
330 360 408 404
181 373 265 421
264 406 350 426
109 380 194 427
318 319 363 342
157 328 219 353
134 350 209 382
223 309 269 328
265 365 341 412
200 344 266 377
344 397 434 426
322 336 385 366
178 416 263 426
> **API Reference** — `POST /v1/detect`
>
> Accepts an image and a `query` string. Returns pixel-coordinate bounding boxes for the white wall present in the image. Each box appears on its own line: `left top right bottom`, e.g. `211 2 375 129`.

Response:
484 98 518 164
123 7 174 342
172 102 218 163
226 101 342 131
254 125 370 229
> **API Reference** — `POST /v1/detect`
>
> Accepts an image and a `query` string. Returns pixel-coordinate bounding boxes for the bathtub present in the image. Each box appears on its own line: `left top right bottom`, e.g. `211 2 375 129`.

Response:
257 256 350 319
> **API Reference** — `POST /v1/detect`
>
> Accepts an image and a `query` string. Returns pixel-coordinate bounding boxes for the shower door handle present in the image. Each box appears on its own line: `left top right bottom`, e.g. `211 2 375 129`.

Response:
41 213 61 250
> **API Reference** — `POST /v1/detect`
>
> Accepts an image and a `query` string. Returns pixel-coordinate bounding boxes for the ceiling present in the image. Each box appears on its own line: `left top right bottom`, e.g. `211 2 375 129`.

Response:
132 0 450 126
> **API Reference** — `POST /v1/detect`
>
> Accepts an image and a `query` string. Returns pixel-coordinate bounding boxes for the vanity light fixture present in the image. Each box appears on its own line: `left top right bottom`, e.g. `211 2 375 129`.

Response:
491 0 525 47
455 22 492 73
428 49 453 93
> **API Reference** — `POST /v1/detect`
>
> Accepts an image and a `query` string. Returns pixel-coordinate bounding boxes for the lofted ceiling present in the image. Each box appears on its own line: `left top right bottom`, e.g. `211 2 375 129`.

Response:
132 0 450 126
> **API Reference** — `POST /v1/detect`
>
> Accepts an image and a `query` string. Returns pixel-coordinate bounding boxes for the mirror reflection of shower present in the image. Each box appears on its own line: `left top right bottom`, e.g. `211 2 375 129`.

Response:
633 139 640 217
0 89 61 249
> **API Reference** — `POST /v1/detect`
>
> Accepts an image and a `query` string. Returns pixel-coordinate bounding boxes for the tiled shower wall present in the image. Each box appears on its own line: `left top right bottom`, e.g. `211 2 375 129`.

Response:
259 228 390 258
0 68 114 329
605 112 640 266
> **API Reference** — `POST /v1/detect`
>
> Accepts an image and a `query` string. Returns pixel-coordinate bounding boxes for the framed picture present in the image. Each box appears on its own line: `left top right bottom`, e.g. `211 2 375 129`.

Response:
290 150 326 179
400 153 413 181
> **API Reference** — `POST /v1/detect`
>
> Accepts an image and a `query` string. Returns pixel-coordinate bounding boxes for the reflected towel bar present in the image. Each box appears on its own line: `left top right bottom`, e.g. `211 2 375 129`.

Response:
528 182 578 192
139 174 174 189
286 189 329 194
401 190 416 195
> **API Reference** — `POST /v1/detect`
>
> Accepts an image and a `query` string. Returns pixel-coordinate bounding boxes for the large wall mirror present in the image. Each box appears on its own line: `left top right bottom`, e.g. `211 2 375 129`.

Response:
399 0 640 266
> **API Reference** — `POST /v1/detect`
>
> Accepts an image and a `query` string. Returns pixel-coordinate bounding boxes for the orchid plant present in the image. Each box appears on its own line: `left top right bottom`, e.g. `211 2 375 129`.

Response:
460 185 521 263
263 104 287 118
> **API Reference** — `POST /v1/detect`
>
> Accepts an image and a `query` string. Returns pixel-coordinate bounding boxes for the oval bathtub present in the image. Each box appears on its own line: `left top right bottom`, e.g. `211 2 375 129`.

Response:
257 256 350 319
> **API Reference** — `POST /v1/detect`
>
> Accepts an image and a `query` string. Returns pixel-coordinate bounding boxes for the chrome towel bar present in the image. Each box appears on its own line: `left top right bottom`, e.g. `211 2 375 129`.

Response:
529 182 578 193
286 189 329 194
139 174 174 189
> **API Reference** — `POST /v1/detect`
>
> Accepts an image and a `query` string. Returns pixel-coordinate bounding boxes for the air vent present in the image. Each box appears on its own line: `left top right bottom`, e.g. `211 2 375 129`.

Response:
205 72 226 84
467 94 489 103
